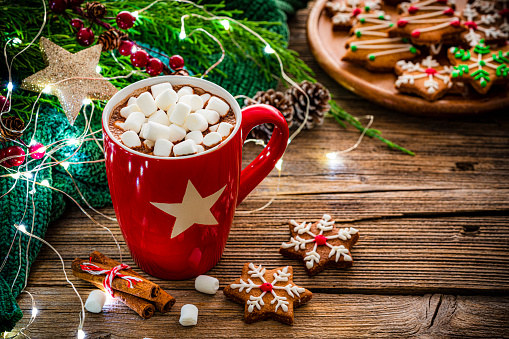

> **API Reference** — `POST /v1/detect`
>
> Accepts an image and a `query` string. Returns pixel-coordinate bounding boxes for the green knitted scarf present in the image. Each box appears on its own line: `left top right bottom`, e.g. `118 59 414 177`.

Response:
0 0 308 332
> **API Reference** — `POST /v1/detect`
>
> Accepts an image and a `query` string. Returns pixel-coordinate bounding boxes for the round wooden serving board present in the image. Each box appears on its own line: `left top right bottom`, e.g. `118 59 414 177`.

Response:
307 0 509 116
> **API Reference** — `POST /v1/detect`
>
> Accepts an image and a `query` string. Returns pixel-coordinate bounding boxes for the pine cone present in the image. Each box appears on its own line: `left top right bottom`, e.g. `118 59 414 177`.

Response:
85 2 106 19
287 80 331 129
97 29 127 51
171 69 190 76
244 89 294 141
0 116 24 142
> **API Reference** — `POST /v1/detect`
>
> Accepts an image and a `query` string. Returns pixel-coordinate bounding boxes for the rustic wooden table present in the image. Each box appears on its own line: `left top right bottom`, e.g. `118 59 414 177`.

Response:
15 4 509 339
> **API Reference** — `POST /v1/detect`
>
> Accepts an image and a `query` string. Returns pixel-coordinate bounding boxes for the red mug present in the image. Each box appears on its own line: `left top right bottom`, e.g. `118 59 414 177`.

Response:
102 76 289 280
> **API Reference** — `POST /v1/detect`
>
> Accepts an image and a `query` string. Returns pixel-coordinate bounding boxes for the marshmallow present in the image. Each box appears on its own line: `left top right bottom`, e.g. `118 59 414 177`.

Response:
123 111 145 133
185 113 208 132
85 290 107 313
139 123 147 137
205 96 229 117
200 93 211 105
196 109 220 125
153 139 174 157
151 82 172 99
185 130 204 145
144 121 172 141
179 304 198 327
173 139 197 156
177 86 193 98
179 95 203 112
155 88 178 111
114 121 125 130
120 104 141 118
196 144 205 153
143 139 155 149
167 104 176 116
209 124 219 132
137 92 158 117
202 132 222 147
127 96 137 106
168 124 187 143
149 110 171 126
194 275 219 295
169 102 191 126
121 130 142 147
217 122 234 138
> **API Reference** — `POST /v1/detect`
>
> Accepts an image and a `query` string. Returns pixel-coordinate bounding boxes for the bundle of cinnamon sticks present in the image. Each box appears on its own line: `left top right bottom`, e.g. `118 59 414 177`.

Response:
71 251 175 319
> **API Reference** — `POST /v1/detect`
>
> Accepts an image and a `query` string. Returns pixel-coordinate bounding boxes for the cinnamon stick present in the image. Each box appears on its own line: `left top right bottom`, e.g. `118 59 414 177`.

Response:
91 282 155 319
90 251 176 313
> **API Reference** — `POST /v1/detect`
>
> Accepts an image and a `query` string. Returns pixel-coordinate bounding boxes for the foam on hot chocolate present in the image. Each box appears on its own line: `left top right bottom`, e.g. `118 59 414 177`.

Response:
109 82 236 157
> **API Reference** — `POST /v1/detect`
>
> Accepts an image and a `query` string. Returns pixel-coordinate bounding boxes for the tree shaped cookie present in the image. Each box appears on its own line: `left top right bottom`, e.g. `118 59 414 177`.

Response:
395 55 454 101
223 264 313 325
390 0 466 45
325 0 382 30
448 40 509 94
461 3 508 47
279 214 359 276
343 11 420 71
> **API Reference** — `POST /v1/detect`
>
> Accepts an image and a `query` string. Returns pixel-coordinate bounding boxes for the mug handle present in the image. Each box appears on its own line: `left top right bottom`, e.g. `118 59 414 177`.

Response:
237 104 289 206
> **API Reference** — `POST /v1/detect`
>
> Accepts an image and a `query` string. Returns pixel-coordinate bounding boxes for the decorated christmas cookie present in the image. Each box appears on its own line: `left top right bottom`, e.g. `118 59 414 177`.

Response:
461 3 508 47
389 0 466 45
395 56 454 101
223 264 313 324
279 214 359 276
343 11 420 71
325 0 382 30
448 40 509 94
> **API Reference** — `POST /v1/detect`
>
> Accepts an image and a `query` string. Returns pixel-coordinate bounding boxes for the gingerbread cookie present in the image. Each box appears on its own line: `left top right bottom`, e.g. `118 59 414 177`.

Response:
325 0 382 30
343 11 420 71
395 56 454 100
223 263 312 325
448 40 509 94
279 214 359 276
389 0 466 45
461 3 508 47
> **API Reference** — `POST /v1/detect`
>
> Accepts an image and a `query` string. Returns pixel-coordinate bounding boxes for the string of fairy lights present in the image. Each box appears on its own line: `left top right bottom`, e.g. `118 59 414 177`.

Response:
1 0 373 337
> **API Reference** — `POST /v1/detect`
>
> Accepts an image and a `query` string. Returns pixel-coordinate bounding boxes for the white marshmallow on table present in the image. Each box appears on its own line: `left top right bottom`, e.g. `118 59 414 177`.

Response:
155 88 178 111
179 304 198 327
143 139 155 149
196 109 220 125
200 93 211 105
205 96 229 117
184 113 208 132
137 92 158 117
127 96 137 106
194 275 219 295
139 123 147 138
120 104 141 119
123 111 145 133
151 82 172 99
179 95 204 112
85 290 107 313
153 139 174 157
144 121 172 141
177 86 193 98
173 139 197 156
169 102 191 126
196 144 205 153
202 132 222 147
149 110 171 126
209 124 219 132
114 121 125 130
217 122 234 138
168 124 187 143
121 131 142 148
185 130 204 145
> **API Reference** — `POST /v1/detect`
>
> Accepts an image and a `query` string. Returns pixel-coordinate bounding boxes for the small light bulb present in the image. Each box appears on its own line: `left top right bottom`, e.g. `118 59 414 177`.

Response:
77 329 85 339
264 45 275 54
220 20 230 30
22 172 33 179
179 31 187 40
7 82 13 91
18 224 27 233
131 46 138 54
10 173 20 179
12 38 22 45
41 179 50 187
275 159 283 171
67 138 79 145
29 188 36 195
42 85 52 94
61 162 70 170
326 152 337 160
32 308 38 317
82 98 92 105
132 11 139 18
95 65 102 73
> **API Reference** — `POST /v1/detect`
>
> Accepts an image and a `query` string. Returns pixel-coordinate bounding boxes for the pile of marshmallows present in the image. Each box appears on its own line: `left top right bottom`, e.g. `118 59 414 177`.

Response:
116 82 234 157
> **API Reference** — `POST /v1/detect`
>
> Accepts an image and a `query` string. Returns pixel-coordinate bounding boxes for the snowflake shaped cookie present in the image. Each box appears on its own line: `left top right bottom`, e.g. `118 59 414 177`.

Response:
394 56 454 101
325 0 382 30
279 214 359 276
448 39 509 94
461 3 508 47
223 264 313 324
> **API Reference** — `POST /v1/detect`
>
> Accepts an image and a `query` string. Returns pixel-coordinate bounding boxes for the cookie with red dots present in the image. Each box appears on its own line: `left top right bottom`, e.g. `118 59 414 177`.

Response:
325 0 382 30
460 2 508 47
279 214 360 276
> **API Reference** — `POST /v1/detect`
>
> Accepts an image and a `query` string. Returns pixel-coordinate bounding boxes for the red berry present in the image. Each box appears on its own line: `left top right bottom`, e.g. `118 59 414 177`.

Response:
260 283 273 292
118 40 134 56
0 148 12 168
68 0 83 6
130 50 149 68
411 30 421 38
450 20 461 27
146 58 163 76
4 146 25 167
0 95 10 112
408 6 419 14
29 142 46 160
443 8 454 16
314 234 327 246
49 0 68 14
76 27 94 46
397 20 408 28
116 11 136 30
169 55 185 70
70 18 84 31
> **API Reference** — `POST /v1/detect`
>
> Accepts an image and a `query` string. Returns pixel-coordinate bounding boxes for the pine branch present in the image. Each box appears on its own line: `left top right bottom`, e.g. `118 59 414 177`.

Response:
328 100 415 156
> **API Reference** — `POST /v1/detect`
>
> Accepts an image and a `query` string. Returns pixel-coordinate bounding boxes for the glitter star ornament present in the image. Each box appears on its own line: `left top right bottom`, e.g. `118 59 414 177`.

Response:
21 37 118 125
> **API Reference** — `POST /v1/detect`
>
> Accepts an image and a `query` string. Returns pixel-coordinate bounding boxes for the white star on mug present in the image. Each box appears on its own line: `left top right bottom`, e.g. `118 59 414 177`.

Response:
151 180 226 238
